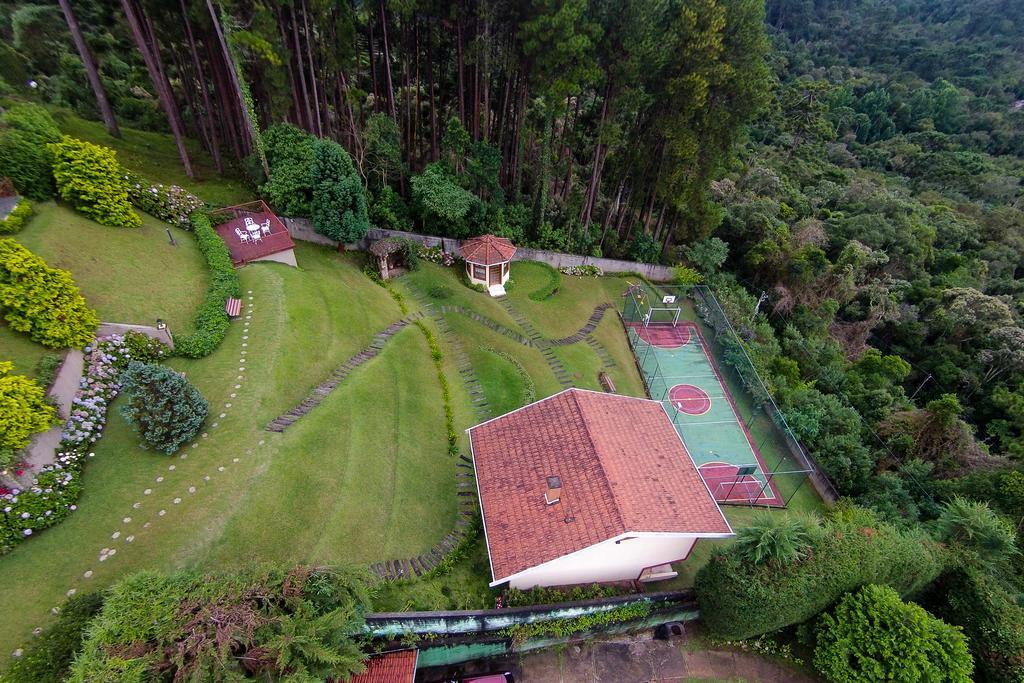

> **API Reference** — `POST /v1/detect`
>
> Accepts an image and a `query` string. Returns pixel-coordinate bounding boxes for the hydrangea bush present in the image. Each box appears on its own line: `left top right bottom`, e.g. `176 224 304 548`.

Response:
0 334 160 554
124 172 204 229
560 264 603 277
418 244 457 266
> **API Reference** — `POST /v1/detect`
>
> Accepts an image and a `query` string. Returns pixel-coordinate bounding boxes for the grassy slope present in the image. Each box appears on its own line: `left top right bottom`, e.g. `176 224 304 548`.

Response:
14 202 207 334
53 110 253 207
0 244 462 659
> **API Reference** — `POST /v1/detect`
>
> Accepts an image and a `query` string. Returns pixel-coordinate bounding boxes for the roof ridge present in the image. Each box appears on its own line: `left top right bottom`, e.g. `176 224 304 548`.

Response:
572 390 628 534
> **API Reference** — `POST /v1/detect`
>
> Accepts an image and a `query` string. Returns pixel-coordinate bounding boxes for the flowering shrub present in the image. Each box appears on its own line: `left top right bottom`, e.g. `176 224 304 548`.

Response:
124 172 204 229
418 244 457 266
560 264 603 277
0 335 138 554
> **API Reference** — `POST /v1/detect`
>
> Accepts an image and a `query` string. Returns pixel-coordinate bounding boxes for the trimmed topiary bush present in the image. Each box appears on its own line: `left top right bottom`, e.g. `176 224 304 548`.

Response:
120 361 208 454
3 592 104 683
48 136 141 228
0 196 33 233
173 212 240 358
695 505 947 640
0 238 99 348
811 584 972 683
0 361 56 468
0 103 61 200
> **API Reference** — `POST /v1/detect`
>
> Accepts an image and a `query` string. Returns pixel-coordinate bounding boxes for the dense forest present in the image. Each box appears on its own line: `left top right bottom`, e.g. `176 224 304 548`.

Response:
1 0 1024 677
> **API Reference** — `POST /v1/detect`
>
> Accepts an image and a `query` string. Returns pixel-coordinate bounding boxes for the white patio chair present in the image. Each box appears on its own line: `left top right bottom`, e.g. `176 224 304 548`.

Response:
260 220 271 236
251 232 263 244
244 216 256 228
239 231 251 244
234 227 245 240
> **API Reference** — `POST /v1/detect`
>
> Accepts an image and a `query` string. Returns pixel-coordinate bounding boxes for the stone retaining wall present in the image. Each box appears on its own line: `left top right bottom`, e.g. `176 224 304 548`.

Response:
280 218 675 281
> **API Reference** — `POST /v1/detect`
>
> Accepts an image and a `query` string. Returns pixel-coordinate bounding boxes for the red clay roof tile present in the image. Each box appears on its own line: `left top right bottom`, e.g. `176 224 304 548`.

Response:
459 234 516 265
469 389 731 582
342 650 417 683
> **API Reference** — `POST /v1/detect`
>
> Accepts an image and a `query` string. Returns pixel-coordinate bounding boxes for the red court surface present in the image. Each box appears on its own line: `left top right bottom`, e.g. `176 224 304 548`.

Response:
699 462 781 504
669 384 712 415
627 322 691 348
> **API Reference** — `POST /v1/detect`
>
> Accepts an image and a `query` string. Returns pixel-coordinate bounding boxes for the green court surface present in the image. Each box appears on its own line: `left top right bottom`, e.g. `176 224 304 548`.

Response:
627 321 783 505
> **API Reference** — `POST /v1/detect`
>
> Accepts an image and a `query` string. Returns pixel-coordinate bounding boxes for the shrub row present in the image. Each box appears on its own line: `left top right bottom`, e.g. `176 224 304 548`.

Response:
0 197 32 234
0 103 61 201
695 505 947 640
414 320 458 456
526 260 561 301
172 212 241 358
0 238 99 349
503 600 652 647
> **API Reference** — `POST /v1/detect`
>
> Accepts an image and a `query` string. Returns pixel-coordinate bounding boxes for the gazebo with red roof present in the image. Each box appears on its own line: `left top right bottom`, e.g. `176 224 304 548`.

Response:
210 200 297 267
459 234 516 296
468 388 733 589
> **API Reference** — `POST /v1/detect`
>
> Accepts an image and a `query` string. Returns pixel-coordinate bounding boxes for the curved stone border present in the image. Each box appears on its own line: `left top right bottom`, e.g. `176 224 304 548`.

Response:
265 312 424 432
546 303 615 346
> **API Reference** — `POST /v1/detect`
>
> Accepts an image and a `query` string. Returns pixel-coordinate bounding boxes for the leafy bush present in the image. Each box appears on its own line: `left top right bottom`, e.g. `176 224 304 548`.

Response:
0 238 99 348
419 244 456 266
123 172 204 229
927 568 1024 683
526 260 561 301
120 361 208 454
428 284 453 299
560 264 603 277
115 330 170 368
812 584 973 683
695 505 947 640
68 565 371 682
0 197 33 233
3 592 104 683
261 123 316 216
732 511 821 566
369 184 412 230
504 583 624 607
48 136 140 228
173 212 240 358
0 103 61 200
310 138 370 243
0 361 56 468
411 162 481 237
932 496 1018 572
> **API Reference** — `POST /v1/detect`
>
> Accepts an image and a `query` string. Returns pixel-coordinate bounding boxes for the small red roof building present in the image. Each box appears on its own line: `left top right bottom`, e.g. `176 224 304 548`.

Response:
468 389 732 589
459 234 516 266
340 649 417 683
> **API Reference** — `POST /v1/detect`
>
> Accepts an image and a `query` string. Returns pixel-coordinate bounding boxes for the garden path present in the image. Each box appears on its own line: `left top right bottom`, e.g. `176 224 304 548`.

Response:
14 349 84 483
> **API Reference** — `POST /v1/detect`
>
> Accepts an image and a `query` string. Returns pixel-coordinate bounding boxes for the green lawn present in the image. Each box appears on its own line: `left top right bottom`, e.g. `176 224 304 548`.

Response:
14 202 208 335
0 321 51 379
53 110 254 207
0 243 467 661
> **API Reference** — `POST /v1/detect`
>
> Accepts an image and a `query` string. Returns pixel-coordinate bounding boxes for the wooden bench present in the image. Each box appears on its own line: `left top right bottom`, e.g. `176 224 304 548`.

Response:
225 297 242 318
599 371 616 394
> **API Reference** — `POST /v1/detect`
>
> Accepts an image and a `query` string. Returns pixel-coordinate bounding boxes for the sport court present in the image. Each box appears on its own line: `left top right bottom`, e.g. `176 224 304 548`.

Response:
626 320 783 506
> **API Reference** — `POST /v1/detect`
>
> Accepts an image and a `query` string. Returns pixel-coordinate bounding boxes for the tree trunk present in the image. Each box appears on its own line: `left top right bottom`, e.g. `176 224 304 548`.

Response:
379 0 397 119
288 5 313 131
301 0 322 136
120 0 193 177
206 0 267 175
208 40 242 160
456 14 465 127
428 24 438 161
182 0 221 172
59 0 120 138
276 7 304 127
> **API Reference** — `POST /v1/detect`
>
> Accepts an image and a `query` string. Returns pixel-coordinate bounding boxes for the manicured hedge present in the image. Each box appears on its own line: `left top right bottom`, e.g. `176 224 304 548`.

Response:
0 103 61 201
695 506 946 640
4 592 104 683
48 136 140 228
0 197 33 233
526 260 561 301
172 212 240 358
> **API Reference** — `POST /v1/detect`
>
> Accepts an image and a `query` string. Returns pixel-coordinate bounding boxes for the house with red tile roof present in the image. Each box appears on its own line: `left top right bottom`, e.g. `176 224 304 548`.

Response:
339 649 417 683
468 388 733 589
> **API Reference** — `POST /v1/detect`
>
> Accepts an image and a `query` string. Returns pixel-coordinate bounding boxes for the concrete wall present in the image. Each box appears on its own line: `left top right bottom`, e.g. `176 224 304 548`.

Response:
280 217 675 281
365 590 695 638
506 534 698 589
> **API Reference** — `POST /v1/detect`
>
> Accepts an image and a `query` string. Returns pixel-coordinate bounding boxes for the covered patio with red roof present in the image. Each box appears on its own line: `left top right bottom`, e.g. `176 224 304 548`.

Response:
210 200 297 267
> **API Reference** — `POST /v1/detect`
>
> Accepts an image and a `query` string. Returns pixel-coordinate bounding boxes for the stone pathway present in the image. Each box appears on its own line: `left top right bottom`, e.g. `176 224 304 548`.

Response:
585 334 617 368
497 298 573 389
264 312 424 432
436 304 536 347
547 303 615 346
13 349 84 484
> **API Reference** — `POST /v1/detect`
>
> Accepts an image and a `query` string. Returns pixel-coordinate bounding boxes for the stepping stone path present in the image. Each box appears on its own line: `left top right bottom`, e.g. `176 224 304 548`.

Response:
547 303 615 346
265 312 425 432
437 305 535 347
497 298 574 389
585 334 617 368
